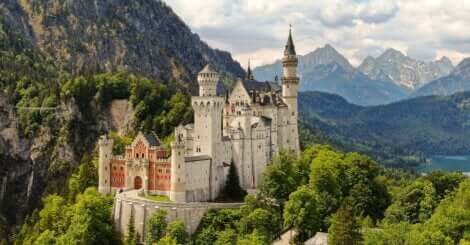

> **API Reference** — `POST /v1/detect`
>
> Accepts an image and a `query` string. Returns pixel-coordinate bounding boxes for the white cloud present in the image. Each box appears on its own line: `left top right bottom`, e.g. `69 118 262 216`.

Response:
164 0 470 68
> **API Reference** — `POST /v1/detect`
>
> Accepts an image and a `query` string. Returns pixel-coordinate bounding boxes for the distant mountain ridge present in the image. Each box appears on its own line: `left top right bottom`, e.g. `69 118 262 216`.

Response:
412 58 470 97
254 44 409 106
299 91 470 165
358 48 454 90
254 44 459 106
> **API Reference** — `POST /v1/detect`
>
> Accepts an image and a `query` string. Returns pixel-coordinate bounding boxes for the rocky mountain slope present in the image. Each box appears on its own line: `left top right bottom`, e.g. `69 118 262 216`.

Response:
358 49 454 90
0 0 244 231
254 44 408 106
1 0 245 91
299 91 470 165
412 58 470 97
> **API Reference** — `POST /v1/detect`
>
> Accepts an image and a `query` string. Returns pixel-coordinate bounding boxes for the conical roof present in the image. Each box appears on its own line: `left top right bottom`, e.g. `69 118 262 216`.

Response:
284 27 296 56
200 64 217 73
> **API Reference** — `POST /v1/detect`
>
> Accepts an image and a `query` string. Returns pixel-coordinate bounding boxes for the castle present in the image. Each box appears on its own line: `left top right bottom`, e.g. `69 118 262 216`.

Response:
98 29 300 202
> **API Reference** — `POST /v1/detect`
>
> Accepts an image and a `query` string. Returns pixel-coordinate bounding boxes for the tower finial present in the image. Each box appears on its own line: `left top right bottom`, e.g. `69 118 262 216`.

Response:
246 58 254 80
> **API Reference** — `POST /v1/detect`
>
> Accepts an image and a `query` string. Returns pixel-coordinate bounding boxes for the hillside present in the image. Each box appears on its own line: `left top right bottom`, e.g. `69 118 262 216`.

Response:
0 0 245 91
412 58 470 97
299 91 470 165
0 0 243 232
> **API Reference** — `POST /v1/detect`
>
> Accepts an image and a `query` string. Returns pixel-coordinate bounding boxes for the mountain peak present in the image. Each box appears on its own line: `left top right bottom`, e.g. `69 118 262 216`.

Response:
439 56 453 64
382 48 406 59
454 57 470 76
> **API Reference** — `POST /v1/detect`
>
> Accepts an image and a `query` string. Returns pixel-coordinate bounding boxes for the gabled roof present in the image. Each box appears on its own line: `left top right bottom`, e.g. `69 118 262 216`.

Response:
143 132 161 147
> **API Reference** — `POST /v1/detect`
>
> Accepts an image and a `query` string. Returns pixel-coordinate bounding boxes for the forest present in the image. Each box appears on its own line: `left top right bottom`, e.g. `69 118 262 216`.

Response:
10 144 470 244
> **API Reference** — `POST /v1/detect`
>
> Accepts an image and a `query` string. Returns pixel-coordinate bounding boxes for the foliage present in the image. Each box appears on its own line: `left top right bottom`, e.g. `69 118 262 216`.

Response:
283 186 320 241
145 210 168 245
218 161 247 201
260 150 301 205
166 219 188 245
15 188 117 245
67 153 98 201
110 131 133 155
383 180 437 224
328 204 362 245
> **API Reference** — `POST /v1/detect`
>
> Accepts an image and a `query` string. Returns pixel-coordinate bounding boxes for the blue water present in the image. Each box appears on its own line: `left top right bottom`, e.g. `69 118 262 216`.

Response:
417 155 470 176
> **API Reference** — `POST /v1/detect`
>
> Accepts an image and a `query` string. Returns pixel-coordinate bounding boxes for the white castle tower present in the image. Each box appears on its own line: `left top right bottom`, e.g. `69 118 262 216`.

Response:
281 27 300 152
98 135 113 194
170 131 186 202
192 64 225 157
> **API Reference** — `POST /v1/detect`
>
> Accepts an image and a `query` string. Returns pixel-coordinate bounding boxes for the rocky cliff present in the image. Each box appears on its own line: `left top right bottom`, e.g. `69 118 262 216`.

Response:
358 49 454 90
1 0 245 91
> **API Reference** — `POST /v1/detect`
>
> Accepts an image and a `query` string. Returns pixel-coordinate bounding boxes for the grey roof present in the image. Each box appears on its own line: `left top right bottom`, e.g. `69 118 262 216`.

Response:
242 79 281 93
185 155 212 162
144 132 161 146
284 28 296 56
201 64 217 73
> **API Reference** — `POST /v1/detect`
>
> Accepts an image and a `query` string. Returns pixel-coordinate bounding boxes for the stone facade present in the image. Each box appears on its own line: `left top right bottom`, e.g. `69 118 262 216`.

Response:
98 30 300 202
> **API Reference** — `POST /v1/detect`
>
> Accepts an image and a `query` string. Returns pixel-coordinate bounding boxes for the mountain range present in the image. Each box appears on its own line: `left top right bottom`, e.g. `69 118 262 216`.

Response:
254 44 469 106
412 58 470 97
299 91 470 166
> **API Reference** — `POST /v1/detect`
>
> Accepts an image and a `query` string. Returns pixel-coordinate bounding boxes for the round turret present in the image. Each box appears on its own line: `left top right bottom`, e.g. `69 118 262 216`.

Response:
98 135 114 194
197 64 219 97
170 135 186 202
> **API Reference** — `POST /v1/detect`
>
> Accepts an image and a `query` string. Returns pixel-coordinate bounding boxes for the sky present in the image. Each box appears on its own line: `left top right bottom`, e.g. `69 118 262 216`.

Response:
164 0 470 68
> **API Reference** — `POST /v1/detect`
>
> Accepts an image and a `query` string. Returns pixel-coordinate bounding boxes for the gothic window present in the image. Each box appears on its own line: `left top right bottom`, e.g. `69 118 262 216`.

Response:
178 164 180 169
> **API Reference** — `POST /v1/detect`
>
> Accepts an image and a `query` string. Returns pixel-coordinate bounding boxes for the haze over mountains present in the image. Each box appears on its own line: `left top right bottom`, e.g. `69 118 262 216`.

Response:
254 44 469 106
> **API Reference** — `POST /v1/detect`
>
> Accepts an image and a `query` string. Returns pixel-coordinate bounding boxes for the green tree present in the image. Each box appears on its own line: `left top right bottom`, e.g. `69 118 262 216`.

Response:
146 210 168 244
384 180 437 224
156 235 177 245
260 150 300 205
214 228 237 245
283 185 320 242
126 209 139 245
364 222 412 245
67 153 98 201
328 205 362 245
219 161 247 201
236 230 269 245
166 219 188 245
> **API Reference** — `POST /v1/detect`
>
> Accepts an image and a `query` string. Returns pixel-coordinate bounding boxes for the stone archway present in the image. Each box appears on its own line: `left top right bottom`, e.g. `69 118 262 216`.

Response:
134 176 143 190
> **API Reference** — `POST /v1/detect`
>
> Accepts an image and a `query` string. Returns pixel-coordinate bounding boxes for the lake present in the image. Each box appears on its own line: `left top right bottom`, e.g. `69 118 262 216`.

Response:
417 155 470 176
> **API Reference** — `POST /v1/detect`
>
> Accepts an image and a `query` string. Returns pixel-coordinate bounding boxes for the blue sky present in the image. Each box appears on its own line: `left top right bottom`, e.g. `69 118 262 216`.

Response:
164 0 470 68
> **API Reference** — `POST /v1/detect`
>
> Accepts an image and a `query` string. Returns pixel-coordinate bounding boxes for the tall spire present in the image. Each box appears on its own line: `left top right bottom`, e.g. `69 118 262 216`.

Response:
246 59 254 80
284 25 296 56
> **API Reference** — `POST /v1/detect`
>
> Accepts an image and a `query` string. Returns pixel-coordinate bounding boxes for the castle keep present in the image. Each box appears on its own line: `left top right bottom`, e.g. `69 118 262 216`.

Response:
98 30 300 202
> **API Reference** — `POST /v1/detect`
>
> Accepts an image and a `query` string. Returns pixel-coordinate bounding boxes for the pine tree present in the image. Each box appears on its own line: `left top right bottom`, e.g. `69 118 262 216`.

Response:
220 161 247 201
126 208 140 245
328 204 362 245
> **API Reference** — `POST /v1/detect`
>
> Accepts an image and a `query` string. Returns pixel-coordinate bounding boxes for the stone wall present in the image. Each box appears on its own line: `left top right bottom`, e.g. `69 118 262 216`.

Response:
113 190 243 242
